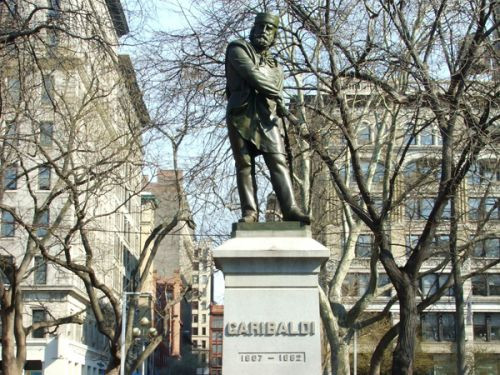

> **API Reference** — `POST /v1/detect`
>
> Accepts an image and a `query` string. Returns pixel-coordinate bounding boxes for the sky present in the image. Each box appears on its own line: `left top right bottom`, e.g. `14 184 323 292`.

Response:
121 0 226 304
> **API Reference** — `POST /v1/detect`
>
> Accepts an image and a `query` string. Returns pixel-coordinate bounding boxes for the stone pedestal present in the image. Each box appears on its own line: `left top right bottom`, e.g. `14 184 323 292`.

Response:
213 222 329 375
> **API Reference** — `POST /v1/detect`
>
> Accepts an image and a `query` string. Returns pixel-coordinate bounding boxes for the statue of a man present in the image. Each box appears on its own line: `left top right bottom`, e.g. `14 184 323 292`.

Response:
225 12 310 224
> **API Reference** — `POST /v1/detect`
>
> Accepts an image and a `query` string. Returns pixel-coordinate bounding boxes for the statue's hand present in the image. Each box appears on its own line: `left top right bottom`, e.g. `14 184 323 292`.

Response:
286 113 309 136
276 100 290 117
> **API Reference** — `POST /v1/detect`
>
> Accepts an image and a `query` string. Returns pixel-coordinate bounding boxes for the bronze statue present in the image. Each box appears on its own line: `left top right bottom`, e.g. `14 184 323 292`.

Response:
225 12 310 224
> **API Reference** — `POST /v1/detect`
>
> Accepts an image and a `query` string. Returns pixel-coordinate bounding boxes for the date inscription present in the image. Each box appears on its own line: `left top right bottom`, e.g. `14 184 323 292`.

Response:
239 352 306 363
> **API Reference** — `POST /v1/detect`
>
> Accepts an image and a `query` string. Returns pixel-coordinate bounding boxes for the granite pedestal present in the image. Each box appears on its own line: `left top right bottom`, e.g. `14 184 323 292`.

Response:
213 222 329 375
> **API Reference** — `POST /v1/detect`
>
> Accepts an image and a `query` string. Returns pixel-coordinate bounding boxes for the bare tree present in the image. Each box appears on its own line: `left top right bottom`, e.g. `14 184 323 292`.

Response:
0 1 199 374
132 0 499 374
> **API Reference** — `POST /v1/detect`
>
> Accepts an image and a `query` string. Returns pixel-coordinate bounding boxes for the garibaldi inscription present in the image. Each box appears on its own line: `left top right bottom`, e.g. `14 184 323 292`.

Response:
225 12 310 224
226 321 315 336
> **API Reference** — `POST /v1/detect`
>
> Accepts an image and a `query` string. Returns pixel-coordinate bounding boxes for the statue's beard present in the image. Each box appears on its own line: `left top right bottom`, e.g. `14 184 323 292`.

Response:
250 34 273 51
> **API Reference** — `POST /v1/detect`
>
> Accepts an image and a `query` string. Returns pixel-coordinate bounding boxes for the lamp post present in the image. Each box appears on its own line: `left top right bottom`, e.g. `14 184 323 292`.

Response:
120 292 156 375
353 328 357 375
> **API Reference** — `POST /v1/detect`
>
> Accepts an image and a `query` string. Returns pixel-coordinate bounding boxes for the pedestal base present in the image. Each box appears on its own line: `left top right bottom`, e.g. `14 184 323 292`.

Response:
213 223 329 375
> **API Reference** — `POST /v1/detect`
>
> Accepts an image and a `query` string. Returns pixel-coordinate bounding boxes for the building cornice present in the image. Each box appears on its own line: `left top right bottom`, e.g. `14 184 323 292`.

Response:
105 0 129 37
118 54 151 127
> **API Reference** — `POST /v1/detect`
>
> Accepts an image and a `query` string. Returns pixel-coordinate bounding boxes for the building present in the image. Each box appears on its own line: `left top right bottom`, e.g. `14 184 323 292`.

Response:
153 271 183 369
0 0 148 373
209 304 223 375
191 241 213 375
146 169 197 373
286 81 499 374
147 170 194 280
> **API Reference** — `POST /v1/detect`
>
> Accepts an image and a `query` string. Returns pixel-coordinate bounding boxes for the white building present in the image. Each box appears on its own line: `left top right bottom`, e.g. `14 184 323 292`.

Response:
191 241 213 375
0 0 147 373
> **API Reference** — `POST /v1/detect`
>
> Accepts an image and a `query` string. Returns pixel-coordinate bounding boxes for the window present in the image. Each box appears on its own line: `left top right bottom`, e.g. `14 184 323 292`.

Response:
420 128 434 145
192 327 198 336
7 78 20 103
468 162 500 185
403 122 418 145
420 127 441 146
404 159 440 181
47 0 61 19
0 255 14 284
406 199 449 221
211 331 222 341
430 234 450 256
192 301 199 310
3 164 18 190
211 356 222 366
38 165 51 190
47 30 58 49
472 274 500 296
473 238 500 258
474 313 500 341
474 356 500 375
404 124 441 146
41 75 55 104
5 122 18 146
193 314 198 323
421 274 453 298
1 210 15 237
40 122 53 146
192 275 199 284
32 309 46 338
4 0 17 17
469 197 500 221
212 316 223 329
441 201 452 220
355 234 373 257
378 273 392 297
358 124 371 144
356 161 384 183
201 275 208 285
341 274 357 296
341 273 369 297
35 209 49 237
193 262 199 271
211 342 222 353
406 235 420 254
420 198 434 219
421 312 456 341
406 198 434 220
34 256 47 285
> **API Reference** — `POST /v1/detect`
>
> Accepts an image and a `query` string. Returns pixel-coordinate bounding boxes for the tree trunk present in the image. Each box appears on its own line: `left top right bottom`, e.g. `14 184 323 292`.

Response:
450 197 468 375
392 284 418 375
105 364 120 375
332 341 351 375
105 354 121 375
369 323 399 375
1 297 23 375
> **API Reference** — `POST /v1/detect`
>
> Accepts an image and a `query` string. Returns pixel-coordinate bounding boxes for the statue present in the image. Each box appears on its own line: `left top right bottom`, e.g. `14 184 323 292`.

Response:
225 12 310 224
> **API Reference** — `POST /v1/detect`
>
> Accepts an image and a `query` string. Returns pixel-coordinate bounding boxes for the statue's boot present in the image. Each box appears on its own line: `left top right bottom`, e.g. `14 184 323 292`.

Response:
264 153 310 225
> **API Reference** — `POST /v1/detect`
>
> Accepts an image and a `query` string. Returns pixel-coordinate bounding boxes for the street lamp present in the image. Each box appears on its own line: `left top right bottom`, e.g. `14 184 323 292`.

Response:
120 292 154 375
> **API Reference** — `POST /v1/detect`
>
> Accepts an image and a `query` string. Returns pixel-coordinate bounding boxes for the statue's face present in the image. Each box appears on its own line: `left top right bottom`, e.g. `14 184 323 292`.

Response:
250 21 277 51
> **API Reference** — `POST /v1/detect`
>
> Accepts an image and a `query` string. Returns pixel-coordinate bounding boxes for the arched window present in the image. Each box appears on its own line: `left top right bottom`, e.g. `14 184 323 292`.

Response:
467 161 500 185
404 159 440 182
358 123 372 144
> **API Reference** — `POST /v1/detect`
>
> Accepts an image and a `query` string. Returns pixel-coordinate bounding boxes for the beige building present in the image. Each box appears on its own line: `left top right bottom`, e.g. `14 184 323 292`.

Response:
145 169 199 372
286 82 499 374
0 0 147 373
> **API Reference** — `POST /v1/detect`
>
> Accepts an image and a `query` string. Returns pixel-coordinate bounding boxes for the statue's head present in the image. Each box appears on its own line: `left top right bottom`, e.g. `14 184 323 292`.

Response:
250 12 279 52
